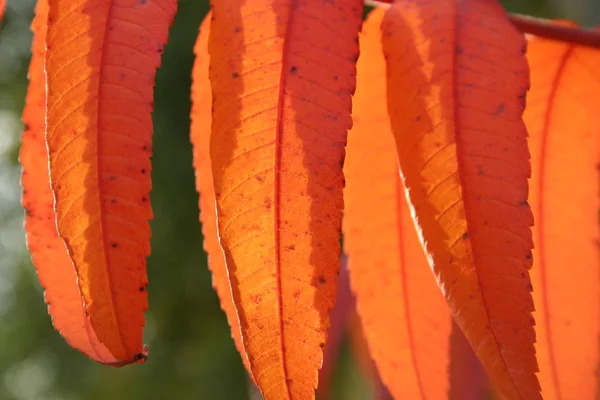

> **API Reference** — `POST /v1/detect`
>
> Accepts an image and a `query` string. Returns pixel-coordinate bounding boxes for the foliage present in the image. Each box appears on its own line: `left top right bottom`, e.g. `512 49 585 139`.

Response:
0 0 598 399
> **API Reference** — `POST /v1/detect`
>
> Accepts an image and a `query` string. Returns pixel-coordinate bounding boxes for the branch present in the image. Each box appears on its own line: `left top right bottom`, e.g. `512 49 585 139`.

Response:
509 14 600 49
364 0 600 50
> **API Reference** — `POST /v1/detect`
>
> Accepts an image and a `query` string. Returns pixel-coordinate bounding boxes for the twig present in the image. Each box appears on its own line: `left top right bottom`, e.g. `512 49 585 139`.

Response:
364 0 600 50
509 14 600 49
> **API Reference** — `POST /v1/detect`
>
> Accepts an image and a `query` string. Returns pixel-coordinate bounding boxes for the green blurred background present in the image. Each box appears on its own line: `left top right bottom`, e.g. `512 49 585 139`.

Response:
0 1 597 399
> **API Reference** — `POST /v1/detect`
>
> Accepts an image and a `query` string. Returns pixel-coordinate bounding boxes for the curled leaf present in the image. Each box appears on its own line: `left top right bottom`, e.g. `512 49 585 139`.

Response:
45 0 177 361
344 8 451 399
190 11 253 379
382 1 539 398
21 0 117 365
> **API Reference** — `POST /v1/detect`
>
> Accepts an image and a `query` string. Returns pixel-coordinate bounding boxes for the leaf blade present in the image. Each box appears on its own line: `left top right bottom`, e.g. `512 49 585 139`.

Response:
382 1 540 398
190 11 253 379
208 0 362 397
0 0 5 26
343 8 452 399
45 0 177 361
525 30 600 400
21 0 117 365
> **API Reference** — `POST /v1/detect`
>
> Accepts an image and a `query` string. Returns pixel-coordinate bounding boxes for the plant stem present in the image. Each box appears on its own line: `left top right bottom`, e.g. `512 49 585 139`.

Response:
364 0 600 50
509 14 600 49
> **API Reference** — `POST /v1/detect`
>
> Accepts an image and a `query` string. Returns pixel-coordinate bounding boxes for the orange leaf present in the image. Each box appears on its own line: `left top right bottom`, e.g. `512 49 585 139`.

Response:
381 1 539 399
0 0 5 26
45 0 177 362
524 29 600 400
20 0 118 366
190 11 253 379
208 0 362 397
347 310 392 399
343 8 452 399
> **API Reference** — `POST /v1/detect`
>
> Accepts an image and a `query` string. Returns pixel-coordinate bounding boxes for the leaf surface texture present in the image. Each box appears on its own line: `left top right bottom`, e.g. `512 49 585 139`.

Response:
525 30 600 400
343 8 451 400
208 0 362 397
20 0 117 365
382 1 539 398
45 0 177 361
190 11 253 378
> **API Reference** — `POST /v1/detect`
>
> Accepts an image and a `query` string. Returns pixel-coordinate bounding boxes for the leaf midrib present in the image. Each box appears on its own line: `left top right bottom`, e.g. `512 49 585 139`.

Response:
273 2 298 399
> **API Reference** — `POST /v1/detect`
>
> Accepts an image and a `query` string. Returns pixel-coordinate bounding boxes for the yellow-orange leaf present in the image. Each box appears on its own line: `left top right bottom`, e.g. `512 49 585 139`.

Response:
208 0 362 397
20 0 117 365
45 0 177 362
525 30 600 400
382 1 539 399
190 11 253 379
343 8 451 399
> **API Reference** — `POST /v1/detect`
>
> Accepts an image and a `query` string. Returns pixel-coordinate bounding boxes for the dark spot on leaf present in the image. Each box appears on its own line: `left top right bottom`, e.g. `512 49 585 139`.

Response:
455 45 464 55
519 199 529 207
233 26 241 33
287 244 295 251
232 72 239 79
319 342 325 349
525 251 532 260
493 103 505 115
109 175 117 181
318 276 326 284
141 197 148 202
111 242 119 248
415 115 421 121
141 168 146 174
290 66 297 73
110 199 117 204
256 175 264 183
462 232 469 240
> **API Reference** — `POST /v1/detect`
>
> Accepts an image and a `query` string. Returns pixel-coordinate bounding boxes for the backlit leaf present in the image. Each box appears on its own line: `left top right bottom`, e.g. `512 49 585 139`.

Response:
208 0 362 397
20 0 117 365
190 11 253 379
382 1 540 398
45 0 177 362
0 0 5 26
525 29 600 400
343 8 451 399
